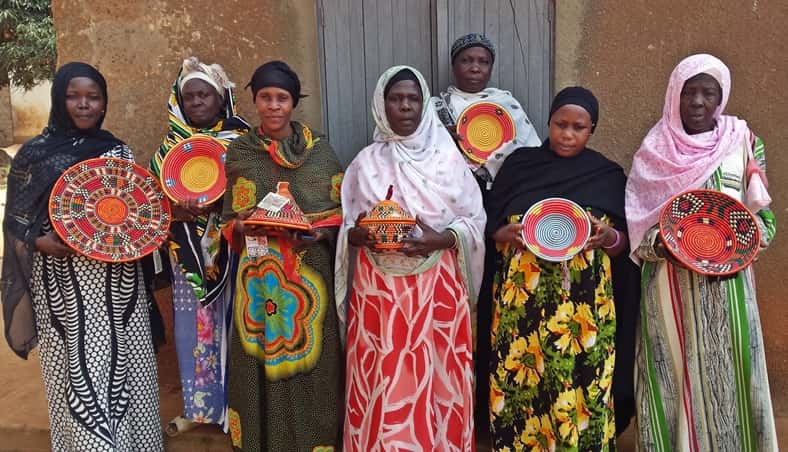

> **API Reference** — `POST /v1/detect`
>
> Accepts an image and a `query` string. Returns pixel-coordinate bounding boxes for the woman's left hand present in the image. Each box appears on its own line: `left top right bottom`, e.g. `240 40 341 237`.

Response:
401 217 455 257
585 214 616 251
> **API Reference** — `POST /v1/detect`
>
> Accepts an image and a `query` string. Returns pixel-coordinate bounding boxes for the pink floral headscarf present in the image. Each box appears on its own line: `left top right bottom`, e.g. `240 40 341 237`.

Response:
625 54 750 261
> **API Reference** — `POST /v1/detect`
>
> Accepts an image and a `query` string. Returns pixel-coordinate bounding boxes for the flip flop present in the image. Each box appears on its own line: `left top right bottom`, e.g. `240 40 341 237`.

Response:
165 415 199 437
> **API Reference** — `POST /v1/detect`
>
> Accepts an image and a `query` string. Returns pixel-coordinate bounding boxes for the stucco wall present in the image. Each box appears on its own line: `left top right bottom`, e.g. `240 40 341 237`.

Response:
0 87 12 146
52 0 323 166
11 81 51 143
555 1 788 415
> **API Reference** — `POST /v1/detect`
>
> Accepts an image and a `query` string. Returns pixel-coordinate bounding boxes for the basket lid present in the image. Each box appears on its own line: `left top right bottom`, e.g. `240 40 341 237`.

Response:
244 181 311 230
360 185 416 225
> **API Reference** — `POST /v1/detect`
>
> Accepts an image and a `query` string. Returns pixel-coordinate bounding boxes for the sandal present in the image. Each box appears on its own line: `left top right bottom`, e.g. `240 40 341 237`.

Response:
165 415 199 437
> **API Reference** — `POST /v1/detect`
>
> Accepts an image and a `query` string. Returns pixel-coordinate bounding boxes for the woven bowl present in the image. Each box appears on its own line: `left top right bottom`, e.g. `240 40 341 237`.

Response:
659 189 760 276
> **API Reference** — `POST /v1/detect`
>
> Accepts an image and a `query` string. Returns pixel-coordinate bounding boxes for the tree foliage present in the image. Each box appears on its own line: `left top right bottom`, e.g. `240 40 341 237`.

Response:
0 0 56 90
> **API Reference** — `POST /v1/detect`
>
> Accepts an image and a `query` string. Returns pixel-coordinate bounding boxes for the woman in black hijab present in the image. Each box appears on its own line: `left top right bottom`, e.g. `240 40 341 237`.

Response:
1 62 164 451
484 87 639 450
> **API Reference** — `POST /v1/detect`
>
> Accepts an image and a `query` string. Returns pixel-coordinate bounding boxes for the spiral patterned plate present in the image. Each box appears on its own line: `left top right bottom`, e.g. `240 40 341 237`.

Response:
457 101 516 164
521 198 591 262
49 157 172 262
160 135 227 204
659 189 760 276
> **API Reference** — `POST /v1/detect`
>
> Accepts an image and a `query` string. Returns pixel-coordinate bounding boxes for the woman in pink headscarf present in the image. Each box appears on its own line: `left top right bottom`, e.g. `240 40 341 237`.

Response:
625 54 777 451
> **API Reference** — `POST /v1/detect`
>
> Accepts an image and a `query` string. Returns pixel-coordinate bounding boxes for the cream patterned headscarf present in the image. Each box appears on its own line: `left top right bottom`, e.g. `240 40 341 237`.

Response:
178 56 234 98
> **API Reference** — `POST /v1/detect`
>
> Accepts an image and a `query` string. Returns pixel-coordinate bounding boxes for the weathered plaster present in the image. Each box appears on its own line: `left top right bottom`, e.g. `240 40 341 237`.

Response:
52 0 323 165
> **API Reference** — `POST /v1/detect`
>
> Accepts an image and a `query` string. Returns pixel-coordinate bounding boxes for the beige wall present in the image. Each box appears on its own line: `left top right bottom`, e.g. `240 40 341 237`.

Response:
555 1 788 415
52 0 323 165
11 81 51 143
0 87 12 146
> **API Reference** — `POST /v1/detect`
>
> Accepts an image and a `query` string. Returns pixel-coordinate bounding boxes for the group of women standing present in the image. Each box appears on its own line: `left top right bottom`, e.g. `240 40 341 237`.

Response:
1 32 778 452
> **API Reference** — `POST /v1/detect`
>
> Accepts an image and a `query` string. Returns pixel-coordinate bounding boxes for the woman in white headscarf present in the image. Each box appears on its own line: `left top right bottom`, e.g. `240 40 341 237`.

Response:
336 65 486 451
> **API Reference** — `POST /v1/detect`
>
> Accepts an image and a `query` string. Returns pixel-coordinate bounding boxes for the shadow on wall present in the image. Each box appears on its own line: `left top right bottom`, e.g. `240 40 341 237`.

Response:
11 81 50 143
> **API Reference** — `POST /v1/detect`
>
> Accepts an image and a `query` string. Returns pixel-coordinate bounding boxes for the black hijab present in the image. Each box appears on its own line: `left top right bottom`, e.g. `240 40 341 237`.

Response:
484 105 641 435
5 62 123 243
2 62 123 358
246 60 306 106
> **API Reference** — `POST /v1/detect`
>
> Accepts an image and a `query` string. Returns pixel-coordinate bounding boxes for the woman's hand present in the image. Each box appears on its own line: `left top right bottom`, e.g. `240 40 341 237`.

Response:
654 235 687 268
400 217 455 257
585 215 616 250
348 212 376 248
171 198 211 222
35 232 74 258
492 223 526 249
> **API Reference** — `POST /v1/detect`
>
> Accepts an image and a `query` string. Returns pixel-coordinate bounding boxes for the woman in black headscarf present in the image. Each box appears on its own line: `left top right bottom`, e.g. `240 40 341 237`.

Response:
221 60 344 452
484 87 639 450
1 62 163 451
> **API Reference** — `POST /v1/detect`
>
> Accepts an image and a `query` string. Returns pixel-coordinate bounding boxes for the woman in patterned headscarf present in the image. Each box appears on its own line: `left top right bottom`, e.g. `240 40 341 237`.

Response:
337 65 486 451
2 62 163 451
149 56 250 437
221 60 344 452
626 54 777 452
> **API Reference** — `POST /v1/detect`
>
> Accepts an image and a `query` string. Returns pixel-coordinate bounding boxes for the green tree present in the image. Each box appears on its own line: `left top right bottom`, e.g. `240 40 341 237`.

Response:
0 0 56 90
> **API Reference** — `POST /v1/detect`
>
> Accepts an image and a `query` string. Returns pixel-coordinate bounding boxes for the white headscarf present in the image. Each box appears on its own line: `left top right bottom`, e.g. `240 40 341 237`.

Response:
335 65 487 335
178 56 234 98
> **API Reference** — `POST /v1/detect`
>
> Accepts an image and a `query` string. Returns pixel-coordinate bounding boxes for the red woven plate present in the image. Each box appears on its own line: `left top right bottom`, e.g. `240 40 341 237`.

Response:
457 101 516 164
521 198 591 262
659 189 760 276
160 135 226 204
49 157 172 262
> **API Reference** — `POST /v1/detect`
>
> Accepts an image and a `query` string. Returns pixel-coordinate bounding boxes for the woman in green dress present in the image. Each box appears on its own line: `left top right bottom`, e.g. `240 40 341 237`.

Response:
221 61 344 452
486 87 635 451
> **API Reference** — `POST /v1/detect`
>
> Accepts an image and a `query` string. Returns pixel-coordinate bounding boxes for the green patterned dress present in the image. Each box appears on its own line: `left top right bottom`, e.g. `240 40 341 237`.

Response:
490 223 617 452
222 122 344 452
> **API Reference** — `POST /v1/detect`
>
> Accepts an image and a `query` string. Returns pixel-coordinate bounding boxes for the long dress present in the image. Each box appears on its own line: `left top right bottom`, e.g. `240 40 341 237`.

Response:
31 144 163 451
149 78 249 426
484 142 637 451
222 123 344 451
634 135 778 452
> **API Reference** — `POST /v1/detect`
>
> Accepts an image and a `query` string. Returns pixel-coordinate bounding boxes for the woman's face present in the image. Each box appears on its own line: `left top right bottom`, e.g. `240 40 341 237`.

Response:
65 77 106 130
452 46 493 93
255 86 293 138
547 104 593 158
385 79 423 137
679 73 721 135
181 79 222 129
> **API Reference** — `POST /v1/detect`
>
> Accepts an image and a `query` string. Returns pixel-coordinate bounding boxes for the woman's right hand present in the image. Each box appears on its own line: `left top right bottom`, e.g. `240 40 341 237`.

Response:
348 212 375 248
492 223 526 249
35 232 74 258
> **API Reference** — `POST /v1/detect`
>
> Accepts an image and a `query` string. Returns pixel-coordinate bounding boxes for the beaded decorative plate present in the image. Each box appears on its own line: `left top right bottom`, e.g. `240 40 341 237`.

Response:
160 135 227 204
659 189 760 276
521 197 591 262
49 157 172 262
457 101 516 164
